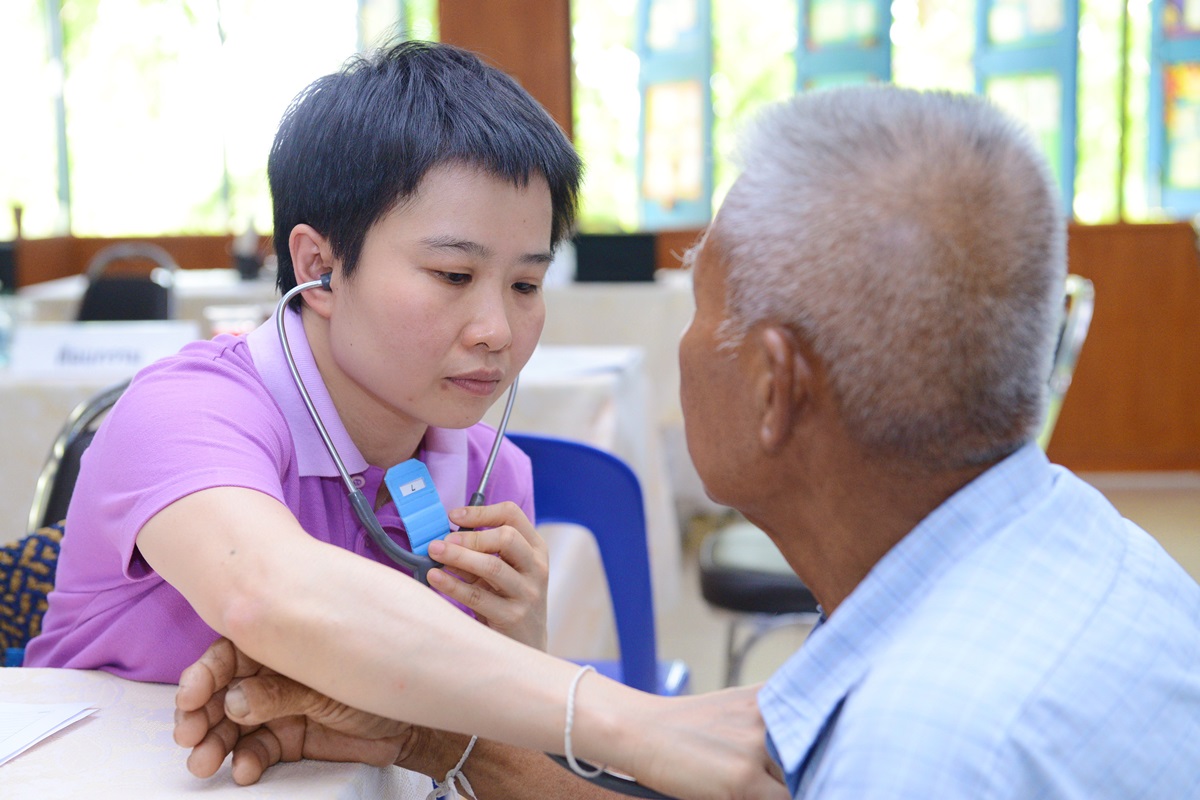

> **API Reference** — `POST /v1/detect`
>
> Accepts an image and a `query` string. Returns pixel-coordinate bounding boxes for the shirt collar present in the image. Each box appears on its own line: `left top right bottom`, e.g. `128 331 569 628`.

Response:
760 443 1055 781
248 305 363 477
247 306 470 493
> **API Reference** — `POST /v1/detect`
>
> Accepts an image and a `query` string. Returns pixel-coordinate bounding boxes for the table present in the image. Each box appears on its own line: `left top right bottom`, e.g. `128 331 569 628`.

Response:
0 345 678 661
1 667 430 799
18 269 278 330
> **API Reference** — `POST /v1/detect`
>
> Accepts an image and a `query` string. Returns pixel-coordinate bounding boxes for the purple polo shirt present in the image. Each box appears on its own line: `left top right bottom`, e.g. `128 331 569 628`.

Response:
25 306 534 682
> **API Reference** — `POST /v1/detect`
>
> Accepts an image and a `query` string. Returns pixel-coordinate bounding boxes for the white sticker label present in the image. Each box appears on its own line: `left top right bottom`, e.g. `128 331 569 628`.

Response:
399 478 426 496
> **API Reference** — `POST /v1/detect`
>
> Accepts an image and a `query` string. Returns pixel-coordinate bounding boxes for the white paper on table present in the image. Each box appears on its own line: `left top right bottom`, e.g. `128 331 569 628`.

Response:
0 702 97 766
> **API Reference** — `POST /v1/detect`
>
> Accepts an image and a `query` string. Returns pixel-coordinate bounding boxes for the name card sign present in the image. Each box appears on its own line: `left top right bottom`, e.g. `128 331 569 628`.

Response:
8 321 201 376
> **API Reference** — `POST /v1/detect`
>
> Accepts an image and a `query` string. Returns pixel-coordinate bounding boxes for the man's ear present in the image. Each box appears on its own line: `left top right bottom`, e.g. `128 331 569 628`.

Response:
288 224 335 318
755 325 813 453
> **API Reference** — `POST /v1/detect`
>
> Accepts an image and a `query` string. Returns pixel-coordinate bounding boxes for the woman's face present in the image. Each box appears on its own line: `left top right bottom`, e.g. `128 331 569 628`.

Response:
324 162 553 439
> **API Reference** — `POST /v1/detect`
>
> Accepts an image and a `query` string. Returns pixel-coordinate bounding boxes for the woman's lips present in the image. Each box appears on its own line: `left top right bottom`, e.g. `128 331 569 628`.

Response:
447 374 502 396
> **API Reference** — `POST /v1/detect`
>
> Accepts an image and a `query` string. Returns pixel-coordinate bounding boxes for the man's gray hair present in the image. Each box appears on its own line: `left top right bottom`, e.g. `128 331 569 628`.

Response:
714 85 1066 470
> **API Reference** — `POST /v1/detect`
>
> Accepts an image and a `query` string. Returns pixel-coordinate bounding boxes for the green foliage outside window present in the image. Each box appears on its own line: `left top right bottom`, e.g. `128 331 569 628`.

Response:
0 0 1174 242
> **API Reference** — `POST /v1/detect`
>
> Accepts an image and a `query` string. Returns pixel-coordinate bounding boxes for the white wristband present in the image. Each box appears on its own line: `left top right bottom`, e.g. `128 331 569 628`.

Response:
564 664 605 778
427 734 477 800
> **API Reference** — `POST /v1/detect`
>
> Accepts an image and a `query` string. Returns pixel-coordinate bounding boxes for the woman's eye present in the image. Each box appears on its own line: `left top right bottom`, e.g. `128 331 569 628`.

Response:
513 282 540 295
437 271 471 285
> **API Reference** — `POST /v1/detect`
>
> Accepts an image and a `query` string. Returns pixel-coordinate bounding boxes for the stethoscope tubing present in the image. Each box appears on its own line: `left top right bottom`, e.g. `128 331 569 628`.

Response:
274 276 516 584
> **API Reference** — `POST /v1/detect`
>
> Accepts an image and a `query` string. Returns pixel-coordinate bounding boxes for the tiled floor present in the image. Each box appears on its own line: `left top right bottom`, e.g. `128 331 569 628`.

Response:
658 472 1200 695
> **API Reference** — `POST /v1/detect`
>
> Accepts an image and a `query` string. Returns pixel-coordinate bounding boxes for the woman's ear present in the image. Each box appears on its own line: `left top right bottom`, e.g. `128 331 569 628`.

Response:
756 325 813 453
288 224 335 318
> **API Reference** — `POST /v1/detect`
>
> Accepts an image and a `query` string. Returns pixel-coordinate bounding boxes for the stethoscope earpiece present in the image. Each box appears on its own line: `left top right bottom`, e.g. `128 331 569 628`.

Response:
320 272 332 290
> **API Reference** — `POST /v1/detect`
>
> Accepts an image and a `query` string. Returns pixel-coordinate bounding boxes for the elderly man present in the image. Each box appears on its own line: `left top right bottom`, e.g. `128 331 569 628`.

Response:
177 86 1200 799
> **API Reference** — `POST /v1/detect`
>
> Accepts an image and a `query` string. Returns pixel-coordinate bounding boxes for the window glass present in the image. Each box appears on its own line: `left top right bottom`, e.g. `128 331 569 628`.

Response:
0 3 61 239
1165 63 1200 188
711 0 795 207
572 0 642 230
891 0 974 92
809 0 878 46
1164 0 1200 38
1 0 430 239
988 0 1066 43
60 0 358 237
986 74 1065 180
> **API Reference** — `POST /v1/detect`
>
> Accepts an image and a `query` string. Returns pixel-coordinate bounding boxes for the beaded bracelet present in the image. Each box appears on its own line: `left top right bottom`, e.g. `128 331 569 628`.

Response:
564 664 605 778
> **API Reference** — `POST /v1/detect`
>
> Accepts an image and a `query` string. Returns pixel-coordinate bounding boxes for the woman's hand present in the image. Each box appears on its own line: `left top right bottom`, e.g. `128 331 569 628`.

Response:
426 501 549 650
606 684 789 800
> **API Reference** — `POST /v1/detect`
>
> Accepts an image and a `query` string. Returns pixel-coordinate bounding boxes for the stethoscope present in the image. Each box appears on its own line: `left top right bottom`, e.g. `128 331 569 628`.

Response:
276 274 676 800
275 274 518 586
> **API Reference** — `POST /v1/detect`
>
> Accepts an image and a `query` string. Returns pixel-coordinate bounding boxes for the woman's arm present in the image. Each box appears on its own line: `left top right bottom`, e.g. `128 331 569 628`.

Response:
175 637 622 797
142 486 784 799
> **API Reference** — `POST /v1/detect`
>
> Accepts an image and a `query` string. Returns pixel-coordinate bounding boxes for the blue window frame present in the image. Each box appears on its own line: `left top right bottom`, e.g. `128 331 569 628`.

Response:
1149 0 1200 215
796 0 892 89
974 0 1080 210
636 0 714 229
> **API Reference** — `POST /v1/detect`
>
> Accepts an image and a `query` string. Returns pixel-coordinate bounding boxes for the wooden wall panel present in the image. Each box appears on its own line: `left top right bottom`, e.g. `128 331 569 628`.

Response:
1047 222 1200 471
438 0 573 140
14 235 269 286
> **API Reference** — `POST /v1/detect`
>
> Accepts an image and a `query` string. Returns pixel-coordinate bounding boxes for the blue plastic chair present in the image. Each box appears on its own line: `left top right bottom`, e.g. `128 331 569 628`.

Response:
506 432 689 695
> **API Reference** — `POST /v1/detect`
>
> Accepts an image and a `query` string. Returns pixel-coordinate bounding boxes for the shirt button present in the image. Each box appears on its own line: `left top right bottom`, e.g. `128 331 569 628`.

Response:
351 475 366 489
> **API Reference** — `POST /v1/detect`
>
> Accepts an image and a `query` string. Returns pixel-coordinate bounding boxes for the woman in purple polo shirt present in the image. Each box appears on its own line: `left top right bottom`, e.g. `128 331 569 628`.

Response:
27 42 579 699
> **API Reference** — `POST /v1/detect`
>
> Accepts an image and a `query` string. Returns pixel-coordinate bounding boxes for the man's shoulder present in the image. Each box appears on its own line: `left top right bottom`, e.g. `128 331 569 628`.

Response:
834 478 1200 794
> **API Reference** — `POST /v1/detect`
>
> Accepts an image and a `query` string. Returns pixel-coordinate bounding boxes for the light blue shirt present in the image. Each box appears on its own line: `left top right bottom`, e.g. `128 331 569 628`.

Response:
760 443 1200 798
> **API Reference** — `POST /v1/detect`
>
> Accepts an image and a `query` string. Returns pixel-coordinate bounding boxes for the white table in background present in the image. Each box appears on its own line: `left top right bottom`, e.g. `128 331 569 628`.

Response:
485 345 681 660
18 269 277 326
1 667 431 799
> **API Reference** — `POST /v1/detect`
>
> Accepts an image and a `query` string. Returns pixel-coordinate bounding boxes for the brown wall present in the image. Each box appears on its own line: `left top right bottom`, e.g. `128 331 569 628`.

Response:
1047 222 1200 471
438 0 573 140
14 235 268 285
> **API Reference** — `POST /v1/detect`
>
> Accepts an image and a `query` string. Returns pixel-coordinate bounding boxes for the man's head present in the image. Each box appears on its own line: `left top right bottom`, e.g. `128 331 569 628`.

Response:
269 40 582 303
682 86 1065 488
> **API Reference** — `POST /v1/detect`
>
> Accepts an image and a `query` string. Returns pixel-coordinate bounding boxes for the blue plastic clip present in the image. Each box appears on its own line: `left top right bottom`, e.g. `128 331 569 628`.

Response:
383 459 452 556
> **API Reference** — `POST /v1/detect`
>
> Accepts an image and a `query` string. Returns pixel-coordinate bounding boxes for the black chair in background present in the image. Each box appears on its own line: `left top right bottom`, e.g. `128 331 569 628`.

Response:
27 380 130 532
76 243 178 322
699 520 820 687
573 232 657 282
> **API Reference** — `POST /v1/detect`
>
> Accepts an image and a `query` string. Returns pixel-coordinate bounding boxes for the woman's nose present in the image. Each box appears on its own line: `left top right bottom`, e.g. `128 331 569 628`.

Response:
465 295 513 351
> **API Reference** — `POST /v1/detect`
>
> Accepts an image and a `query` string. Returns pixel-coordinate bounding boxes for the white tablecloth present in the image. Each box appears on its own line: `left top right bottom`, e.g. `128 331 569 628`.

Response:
486 345 680 659
1 667 431 799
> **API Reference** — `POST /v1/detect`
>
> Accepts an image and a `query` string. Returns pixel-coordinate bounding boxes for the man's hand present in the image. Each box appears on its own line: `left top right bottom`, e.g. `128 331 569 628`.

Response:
427 501 549 650
175 637 443 786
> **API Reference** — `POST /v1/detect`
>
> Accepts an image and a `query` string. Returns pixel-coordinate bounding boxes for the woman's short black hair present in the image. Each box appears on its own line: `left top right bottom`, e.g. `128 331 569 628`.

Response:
269 40 583 301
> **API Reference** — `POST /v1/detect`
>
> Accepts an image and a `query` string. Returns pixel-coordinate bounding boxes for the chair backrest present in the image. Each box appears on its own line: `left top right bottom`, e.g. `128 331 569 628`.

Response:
1038 274 1095 448
505 432 661 693
28 380 131 532
77 243 178 322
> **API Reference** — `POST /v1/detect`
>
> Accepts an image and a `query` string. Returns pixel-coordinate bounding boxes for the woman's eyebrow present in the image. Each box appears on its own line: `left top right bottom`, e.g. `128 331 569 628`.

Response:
419 235 553 265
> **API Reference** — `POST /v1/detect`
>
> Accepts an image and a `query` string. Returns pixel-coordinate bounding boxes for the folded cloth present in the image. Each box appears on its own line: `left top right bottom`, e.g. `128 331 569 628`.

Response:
0 522 65 662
